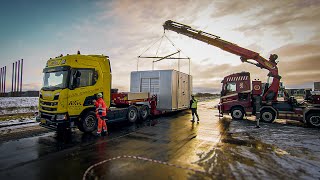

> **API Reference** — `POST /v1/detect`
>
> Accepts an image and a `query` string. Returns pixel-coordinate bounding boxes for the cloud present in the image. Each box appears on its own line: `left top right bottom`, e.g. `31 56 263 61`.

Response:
23 82 42 91
10 0 318 92
186 40 320 92
227 0 320 41
273 43 320 58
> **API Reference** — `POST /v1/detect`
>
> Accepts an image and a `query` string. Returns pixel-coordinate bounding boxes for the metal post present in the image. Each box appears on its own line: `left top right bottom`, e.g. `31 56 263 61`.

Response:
0 67 2 96
1 67 3 96
11 63 14 95
188 58 190 75
17 60 20 94
4 66 6 96
14 61 17 95
20 59 23 92
137 58 139 71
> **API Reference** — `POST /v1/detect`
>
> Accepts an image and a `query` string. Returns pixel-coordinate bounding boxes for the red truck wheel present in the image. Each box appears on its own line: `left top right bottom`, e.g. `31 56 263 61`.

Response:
306 113 320 127
260 109 276 123
231 107 245 120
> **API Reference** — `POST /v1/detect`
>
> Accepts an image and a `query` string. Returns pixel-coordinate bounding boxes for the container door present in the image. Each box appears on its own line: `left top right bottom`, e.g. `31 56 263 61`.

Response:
141 78 150 92
150 78 160 95
178 73 189 109
140 78 159 95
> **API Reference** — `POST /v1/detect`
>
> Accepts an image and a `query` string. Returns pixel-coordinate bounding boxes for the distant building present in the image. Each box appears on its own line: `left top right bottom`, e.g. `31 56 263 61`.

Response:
315 82 320 91
286 88 311 97
278 82 285 97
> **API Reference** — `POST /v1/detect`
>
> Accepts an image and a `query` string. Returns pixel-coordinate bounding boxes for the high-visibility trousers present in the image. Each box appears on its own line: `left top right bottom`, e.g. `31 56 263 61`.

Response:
97 116 107 133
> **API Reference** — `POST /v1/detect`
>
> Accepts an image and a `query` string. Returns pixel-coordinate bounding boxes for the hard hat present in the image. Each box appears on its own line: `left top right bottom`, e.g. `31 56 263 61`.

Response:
191 94 194 97
97 93 103 98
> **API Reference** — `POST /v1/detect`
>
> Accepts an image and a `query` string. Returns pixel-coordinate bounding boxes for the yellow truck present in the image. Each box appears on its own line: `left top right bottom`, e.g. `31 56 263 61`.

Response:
36 52 151 133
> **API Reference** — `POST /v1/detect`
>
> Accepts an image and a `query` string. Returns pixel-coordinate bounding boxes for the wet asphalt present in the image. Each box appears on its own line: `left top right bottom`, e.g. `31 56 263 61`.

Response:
0 101 222 180
1 100 320 180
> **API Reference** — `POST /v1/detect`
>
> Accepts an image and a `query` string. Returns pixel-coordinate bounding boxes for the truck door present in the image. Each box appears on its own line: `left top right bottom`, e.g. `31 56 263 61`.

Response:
68 68 97 116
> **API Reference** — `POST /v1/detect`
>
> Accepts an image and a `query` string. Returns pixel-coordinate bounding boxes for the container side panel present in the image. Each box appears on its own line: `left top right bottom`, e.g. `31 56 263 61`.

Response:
158 70 173 110
178 72 190 110
172 71 178 110
130 72 140 93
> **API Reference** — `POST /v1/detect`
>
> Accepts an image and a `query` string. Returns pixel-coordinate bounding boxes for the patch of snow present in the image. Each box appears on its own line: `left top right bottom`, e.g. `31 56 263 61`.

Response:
0 97 38 108
0 117 36 128
0 97 38 115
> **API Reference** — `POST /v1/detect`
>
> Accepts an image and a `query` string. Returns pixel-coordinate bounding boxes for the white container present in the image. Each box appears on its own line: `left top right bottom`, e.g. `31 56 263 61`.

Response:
130 70 192 111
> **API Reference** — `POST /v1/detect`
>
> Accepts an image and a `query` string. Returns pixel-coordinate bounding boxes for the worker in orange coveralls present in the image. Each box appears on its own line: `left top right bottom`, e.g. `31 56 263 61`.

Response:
93 93 108 136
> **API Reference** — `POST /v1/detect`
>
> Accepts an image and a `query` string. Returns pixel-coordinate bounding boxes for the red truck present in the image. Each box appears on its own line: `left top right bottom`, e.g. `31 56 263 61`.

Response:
163 20 320 127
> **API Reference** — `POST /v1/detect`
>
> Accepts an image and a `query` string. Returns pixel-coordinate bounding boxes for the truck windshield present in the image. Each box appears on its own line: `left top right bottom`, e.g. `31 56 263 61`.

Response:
42 71 69 90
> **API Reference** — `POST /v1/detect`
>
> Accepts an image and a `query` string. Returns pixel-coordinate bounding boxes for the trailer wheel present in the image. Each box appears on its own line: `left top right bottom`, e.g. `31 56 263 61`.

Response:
127 106 138 123
139 105 150 121
231 107 245 120
306 113 320 127
260 109 276 123
81 111 97 133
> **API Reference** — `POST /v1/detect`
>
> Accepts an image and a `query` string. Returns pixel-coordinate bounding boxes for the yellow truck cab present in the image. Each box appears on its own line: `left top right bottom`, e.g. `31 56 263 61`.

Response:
37 52 148 133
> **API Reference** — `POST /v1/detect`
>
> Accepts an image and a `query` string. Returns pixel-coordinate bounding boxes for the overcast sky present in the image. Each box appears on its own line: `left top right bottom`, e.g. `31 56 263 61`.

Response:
0 0 319 93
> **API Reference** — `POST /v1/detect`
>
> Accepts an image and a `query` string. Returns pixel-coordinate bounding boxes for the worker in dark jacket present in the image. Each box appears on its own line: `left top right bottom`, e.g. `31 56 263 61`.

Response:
93 93 108 136
190 95 199 123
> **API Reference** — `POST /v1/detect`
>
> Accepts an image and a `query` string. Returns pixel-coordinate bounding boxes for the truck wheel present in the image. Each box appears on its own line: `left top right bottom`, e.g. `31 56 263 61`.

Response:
260 109 276 123
127 106 138 123
81 111 97 133
139 105 150 121
306 113 320 127
231 107 244 120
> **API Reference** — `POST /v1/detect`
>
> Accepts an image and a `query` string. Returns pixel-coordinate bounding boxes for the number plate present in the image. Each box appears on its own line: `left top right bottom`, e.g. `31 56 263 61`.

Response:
40 119 46 124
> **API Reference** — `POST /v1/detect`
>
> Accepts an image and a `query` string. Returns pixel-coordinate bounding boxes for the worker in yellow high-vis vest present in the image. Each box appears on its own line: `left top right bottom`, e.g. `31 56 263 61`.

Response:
190 95 200 123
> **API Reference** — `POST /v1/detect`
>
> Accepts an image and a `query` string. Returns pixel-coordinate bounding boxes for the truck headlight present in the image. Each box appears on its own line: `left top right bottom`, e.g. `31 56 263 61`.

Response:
54 93 60 100
56 114 66 120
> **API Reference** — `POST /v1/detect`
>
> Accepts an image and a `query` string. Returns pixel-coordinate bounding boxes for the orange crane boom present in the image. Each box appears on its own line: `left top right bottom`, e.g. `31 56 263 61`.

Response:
163 20 281 101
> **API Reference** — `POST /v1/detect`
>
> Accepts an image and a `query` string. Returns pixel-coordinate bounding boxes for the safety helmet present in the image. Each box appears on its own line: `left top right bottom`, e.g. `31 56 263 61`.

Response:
97 93 103 98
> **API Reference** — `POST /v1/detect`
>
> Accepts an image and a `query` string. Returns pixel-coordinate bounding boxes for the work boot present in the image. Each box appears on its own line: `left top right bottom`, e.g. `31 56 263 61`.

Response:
102 130 108 136
190 120 195 123
96 133 101 137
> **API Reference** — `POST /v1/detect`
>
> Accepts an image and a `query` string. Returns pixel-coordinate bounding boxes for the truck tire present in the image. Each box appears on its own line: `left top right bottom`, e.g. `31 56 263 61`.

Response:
127 106 138 123
231 107 245 120
139 105 150 121
260 109 276 123
306 113 320 127
81 111 97 133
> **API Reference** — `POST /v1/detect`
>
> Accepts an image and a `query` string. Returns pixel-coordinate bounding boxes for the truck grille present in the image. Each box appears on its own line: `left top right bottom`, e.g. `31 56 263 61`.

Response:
40 101 58 106
41 106 57 111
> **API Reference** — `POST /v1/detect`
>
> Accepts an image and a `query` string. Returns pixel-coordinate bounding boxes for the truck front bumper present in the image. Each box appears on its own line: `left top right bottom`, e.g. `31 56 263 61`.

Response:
36 112 75 131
